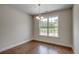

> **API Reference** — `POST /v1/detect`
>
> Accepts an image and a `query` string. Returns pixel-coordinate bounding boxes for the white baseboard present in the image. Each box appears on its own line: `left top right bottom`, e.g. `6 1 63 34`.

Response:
0 39 32 52
33 39 72 48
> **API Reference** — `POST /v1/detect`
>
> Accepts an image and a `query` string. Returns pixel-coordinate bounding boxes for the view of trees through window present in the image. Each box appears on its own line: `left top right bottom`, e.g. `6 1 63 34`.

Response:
39 16 59 37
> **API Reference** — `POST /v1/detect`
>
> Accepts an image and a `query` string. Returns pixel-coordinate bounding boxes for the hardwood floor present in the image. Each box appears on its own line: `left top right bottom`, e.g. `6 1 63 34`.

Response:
0 40 73 54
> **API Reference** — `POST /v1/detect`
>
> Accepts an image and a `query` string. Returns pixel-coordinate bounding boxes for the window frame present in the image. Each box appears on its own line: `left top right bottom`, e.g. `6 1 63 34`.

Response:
38 16 60 38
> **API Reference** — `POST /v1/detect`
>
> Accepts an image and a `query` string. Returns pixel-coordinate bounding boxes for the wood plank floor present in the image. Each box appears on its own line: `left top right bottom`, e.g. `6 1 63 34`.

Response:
0 40 73 54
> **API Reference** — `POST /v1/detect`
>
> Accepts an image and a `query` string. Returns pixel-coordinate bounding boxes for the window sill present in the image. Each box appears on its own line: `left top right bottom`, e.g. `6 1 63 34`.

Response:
39 35 59 39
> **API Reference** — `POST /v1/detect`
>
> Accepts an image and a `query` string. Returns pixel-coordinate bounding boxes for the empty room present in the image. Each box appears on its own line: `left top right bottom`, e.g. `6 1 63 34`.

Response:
0 4 79 54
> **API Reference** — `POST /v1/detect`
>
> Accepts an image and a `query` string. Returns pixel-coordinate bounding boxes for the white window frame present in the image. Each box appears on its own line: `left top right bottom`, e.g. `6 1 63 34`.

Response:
38 16 59 38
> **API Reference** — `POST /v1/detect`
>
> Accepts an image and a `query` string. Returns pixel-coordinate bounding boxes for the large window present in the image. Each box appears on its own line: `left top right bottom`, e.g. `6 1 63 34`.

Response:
39 16 59 37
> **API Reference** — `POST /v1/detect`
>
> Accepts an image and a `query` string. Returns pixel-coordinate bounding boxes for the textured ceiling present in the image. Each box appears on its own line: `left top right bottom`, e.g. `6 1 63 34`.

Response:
8 4 73 15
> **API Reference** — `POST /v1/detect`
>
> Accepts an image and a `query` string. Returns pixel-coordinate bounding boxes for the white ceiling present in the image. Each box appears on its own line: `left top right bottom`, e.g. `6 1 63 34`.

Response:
8 4 73 15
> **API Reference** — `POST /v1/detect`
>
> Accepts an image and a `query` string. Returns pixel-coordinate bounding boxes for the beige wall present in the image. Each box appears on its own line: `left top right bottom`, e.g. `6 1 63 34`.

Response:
33 8 73 47
0 5 33 52
73 5 79 53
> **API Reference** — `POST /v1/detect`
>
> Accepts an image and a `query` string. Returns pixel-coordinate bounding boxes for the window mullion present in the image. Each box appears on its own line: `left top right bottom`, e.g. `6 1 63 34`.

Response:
47 17 49 36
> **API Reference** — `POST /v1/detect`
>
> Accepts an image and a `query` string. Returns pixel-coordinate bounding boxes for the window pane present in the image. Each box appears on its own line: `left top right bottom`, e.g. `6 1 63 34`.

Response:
48 16 58 37
39 18 47 36
49 28 55 36
39 28 47 36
